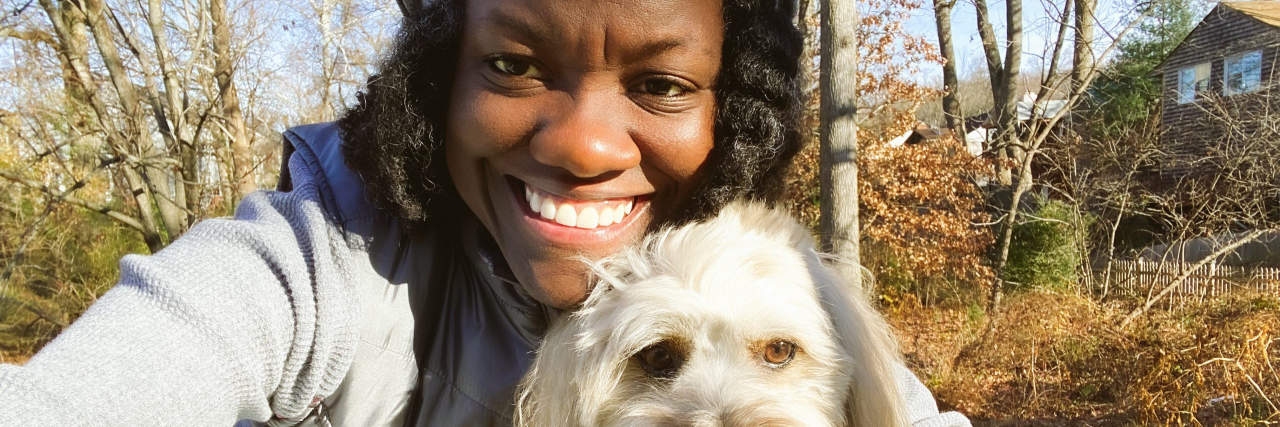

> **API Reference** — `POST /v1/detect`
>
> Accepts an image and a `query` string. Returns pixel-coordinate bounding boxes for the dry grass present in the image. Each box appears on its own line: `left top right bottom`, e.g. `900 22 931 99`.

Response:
888 290 1280 425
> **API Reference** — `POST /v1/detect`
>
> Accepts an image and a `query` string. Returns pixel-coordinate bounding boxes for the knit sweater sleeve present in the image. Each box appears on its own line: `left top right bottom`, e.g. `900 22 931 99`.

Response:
0 153 358 425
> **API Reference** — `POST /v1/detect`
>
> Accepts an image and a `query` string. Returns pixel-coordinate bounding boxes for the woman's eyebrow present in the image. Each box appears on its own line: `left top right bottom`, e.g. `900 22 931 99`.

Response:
621 39 689 63
482 10 693 63
484 10 552 46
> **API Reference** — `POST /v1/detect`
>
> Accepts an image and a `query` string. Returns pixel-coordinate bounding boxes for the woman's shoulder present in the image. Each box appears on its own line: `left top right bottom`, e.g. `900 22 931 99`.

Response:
279 122 379 231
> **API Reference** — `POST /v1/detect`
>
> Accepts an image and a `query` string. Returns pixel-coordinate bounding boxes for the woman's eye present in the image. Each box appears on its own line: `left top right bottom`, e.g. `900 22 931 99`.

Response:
488 57 541 79
762 340 796 368
641 79 689 97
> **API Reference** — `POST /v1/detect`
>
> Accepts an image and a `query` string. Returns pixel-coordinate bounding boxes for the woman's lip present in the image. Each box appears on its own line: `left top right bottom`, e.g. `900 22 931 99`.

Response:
511 175 647 202
505 176 650 246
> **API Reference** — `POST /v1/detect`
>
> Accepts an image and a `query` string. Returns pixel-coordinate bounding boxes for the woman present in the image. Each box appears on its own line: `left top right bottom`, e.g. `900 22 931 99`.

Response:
0 0 969 425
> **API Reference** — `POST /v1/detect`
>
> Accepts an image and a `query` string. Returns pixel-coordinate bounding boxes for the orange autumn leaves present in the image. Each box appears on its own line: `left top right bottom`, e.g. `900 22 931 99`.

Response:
786 0 995 297
859 129 996 291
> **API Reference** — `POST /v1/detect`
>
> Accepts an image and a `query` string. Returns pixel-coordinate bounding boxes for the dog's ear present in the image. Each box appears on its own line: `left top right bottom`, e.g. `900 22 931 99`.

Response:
515 319 579 426
515 278 636 426
810 258 912 427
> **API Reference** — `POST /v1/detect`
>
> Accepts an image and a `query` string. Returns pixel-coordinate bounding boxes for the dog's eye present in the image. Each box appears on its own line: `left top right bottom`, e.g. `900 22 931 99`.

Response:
763 340 796 368
635 341 684 379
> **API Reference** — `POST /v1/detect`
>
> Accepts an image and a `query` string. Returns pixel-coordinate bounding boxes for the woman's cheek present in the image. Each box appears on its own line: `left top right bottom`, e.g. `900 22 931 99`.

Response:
449 87 541 158
636 102 716 180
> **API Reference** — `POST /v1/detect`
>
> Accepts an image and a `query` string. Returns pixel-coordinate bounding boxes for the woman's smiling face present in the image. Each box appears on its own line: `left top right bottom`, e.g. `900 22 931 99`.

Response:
445 0 723 308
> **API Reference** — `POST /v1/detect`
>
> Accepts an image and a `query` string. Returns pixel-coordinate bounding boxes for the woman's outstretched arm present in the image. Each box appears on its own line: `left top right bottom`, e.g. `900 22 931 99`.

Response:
0 153 359 425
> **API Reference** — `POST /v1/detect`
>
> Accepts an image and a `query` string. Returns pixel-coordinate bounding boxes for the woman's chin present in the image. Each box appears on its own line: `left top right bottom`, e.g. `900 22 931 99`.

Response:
524 274 592 309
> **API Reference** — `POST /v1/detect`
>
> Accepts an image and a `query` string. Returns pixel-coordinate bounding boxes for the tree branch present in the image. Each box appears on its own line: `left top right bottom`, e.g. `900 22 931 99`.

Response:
0 171 145 232
1120 228 1273 328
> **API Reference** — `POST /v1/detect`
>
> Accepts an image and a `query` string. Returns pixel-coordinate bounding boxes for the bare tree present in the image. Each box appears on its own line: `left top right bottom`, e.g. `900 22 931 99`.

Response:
932 0 964 136
819 0 861 287
973 0 1022 189
945 0 1146 317
210 0 253 201
0 0 397 356
0 0 285 251
280 0 397 123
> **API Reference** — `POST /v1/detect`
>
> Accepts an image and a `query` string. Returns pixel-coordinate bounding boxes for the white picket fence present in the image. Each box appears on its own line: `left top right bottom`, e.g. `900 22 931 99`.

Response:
1108 259 1280 304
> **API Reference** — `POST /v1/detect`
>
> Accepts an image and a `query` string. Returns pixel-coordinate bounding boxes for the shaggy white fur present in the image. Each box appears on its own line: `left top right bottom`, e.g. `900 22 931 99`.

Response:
516 201 910 426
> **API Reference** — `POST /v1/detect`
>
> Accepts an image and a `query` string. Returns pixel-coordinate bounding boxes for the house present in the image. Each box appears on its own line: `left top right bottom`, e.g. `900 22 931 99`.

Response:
887 122 951 147
962 92 1069 157
1157 1 1280 179
963 92 1069 133
886 122 993 157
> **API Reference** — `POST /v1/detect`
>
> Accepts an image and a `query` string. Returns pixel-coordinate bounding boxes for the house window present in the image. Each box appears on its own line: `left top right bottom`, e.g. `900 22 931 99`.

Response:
1177 62 1211 103
1224 50 1262 96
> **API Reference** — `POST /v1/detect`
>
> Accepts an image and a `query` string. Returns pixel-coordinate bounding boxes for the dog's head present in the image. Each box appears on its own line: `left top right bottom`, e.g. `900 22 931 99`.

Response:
516 201 909 427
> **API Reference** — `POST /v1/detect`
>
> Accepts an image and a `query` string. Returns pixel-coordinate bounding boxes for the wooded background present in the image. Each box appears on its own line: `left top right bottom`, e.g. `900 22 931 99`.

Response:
1 0 1277 423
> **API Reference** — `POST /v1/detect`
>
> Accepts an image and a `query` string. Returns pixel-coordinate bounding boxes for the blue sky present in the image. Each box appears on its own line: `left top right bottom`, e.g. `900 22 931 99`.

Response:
901 0 1140 83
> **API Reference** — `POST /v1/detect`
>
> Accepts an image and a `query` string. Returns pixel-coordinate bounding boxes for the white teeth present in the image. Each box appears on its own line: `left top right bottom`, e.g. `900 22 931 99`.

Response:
523 183 636 229
539 198 557 220
598 207 615 227
527 192 542 214
554 204 577 226
576 207 599 229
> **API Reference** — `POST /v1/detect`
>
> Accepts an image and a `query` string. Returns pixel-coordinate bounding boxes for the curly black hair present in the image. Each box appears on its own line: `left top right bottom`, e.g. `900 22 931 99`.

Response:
339 0 804 229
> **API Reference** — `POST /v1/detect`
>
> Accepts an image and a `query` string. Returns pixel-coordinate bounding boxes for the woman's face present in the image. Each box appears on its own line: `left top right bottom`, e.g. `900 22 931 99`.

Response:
446 0 723 308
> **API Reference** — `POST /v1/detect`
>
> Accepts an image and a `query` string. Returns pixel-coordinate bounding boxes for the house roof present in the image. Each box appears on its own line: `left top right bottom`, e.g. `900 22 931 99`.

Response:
964 92 1068 129
1222 2 1280 28
887 123 951 148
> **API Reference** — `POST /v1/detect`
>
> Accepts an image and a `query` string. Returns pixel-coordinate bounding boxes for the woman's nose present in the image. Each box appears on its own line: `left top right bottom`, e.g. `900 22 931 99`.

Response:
530 93 641 178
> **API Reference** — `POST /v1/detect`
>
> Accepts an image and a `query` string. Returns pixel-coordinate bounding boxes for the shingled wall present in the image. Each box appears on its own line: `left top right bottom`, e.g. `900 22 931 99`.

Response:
1158 4 1280 182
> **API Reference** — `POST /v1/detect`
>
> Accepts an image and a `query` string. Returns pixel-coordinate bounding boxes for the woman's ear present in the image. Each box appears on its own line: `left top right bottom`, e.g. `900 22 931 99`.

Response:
810 258 912 427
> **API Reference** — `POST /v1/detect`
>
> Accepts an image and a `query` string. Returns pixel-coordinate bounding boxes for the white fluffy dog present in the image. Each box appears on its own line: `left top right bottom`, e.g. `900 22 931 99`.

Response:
516 201 910 426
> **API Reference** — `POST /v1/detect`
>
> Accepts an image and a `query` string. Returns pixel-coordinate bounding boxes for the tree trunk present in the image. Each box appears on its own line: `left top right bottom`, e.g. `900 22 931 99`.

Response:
146 0 200 220
933 0 964 136
989 146 1034 313
974 0 1022 313
1102 195 1128 300
106 3 189 237
818 0 862 289
972 0 1004 100
53 1 91 118
796 0 815 95
1072 0 1097 91
997 0 1023 180
316 0 336 118
973 0 1020 186
211 0 255 202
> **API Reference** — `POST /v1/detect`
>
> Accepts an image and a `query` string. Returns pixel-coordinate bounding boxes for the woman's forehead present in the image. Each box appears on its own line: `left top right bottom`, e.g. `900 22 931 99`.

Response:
462 0 724 61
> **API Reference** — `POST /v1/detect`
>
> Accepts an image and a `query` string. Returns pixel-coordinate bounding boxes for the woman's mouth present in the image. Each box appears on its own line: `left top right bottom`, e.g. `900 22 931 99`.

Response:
506 176 647 237
522 184 636 229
